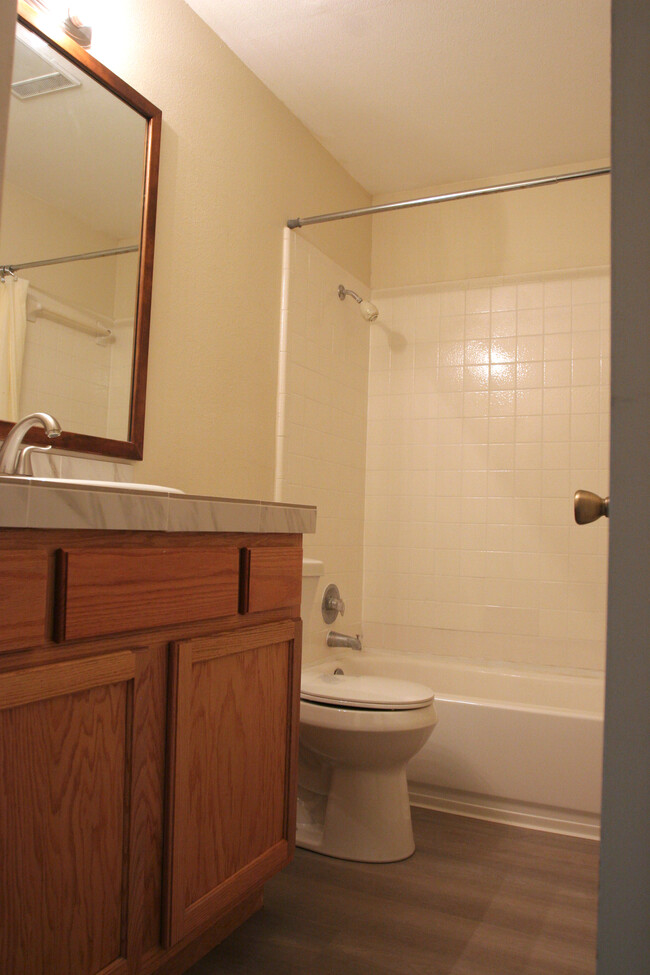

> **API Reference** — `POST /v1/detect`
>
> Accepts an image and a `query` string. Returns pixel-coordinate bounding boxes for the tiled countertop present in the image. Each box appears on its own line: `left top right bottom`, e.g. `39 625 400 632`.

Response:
0 478 316 534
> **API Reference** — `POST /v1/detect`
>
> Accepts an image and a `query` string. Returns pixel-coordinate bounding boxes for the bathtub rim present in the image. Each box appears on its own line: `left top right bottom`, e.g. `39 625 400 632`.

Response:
302 648 605 717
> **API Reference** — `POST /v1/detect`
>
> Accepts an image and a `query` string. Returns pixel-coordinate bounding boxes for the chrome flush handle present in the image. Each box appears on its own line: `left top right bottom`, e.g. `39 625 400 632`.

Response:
574 489 610 524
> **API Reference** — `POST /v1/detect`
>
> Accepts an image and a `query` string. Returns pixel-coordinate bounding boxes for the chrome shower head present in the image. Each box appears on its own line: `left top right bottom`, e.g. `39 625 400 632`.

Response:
338 284 379 322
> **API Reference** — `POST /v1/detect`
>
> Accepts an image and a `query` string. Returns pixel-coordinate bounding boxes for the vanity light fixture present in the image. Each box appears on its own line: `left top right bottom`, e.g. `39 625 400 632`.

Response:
64 6 92 48
21 1 93 48
20 0 93 48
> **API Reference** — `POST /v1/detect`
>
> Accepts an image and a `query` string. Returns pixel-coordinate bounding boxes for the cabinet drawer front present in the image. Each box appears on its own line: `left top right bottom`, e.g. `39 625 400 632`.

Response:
240 546 302 614
0 550 49 653
56 547 240 641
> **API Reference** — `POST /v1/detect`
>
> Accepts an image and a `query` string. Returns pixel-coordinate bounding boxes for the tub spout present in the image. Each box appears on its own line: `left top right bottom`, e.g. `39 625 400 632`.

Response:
327 630 362 651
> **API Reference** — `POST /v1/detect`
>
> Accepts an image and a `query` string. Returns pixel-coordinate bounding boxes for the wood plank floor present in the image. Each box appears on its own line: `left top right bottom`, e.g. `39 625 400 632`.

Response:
188 808 600 975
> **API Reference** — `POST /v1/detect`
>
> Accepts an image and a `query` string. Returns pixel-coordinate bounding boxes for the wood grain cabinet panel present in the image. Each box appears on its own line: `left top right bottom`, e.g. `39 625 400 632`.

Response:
0 652 135 975
0 549 49 652
163 621 301 947
56 546 240 641
240 546 302 614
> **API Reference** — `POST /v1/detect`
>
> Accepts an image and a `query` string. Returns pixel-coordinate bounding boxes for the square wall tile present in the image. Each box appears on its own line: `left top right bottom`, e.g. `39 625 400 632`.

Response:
363 269 609 672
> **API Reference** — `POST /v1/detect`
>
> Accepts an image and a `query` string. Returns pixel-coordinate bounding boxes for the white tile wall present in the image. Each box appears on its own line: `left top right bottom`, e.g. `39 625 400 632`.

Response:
19 315 113 438
363 270 610 670
276 231 370 664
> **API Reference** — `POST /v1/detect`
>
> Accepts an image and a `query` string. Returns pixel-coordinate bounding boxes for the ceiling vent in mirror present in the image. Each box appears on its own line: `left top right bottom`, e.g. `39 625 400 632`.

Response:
11 30 82 99
11 70 81 99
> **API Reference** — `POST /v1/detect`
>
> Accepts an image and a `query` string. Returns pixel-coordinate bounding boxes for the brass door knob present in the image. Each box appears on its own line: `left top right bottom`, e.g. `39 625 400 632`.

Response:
574 490 610 525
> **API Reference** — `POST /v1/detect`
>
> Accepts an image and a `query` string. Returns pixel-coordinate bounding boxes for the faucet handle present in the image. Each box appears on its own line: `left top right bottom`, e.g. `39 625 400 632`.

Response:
322 584 346 623
15 444 52 476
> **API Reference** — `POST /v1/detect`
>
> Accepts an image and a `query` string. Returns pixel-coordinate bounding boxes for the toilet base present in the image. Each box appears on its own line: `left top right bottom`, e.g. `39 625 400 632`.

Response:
296 765 416 862
297 697 437 862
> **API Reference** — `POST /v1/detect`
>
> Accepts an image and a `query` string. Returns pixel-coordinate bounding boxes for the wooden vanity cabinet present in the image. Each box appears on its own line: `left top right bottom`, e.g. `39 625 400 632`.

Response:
0 530 303 975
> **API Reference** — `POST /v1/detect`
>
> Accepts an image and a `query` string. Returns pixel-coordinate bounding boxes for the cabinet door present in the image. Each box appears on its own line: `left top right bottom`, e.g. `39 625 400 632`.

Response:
163 620 301 947
0 652 136 975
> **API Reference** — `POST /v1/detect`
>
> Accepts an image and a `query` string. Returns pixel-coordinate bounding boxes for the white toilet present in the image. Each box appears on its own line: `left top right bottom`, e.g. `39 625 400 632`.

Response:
296 668 437 862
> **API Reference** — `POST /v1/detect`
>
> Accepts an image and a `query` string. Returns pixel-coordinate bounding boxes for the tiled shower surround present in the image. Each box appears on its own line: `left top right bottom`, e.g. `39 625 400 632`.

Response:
279 231 609 672
365 273 609 670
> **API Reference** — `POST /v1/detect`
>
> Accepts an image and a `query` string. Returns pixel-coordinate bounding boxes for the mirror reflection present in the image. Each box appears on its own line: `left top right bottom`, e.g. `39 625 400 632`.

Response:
0 19 149 443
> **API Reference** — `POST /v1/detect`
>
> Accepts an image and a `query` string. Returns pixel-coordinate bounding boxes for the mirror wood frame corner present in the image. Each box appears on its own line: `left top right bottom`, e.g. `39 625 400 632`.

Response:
0 1 162 461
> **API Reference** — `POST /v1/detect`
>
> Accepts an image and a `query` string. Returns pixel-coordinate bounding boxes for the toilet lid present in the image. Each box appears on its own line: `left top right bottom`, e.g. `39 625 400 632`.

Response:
300 673 434 710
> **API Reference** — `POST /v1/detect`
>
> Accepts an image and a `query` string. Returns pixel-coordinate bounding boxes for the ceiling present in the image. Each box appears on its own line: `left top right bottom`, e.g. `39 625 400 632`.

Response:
183 0 611 196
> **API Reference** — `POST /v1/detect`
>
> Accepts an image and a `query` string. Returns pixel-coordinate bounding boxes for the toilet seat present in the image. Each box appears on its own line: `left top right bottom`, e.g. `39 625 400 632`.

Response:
300 672 434 711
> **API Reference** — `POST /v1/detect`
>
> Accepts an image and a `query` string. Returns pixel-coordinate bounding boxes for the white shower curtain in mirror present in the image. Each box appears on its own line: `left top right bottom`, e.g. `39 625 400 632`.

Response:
0 275 29 421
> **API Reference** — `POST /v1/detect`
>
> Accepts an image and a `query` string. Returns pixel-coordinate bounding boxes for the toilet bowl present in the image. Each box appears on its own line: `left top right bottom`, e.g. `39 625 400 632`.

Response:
296 670 437 862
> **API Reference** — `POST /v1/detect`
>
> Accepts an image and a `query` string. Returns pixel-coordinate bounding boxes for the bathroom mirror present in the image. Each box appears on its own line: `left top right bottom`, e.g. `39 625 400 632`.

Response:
0 1 161 460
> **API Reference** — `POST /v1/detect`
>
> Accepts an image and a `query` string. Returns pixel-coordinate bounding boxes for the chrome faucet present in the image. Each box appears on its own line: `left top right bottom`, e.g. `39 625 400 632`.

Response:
327 630 362 651
0 412 61 475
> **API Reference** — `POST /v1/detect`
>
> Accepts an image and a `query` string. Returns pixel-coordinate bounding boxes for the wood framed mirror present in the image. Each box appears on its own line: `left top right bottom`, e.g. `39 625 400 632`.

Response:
0 1 161 460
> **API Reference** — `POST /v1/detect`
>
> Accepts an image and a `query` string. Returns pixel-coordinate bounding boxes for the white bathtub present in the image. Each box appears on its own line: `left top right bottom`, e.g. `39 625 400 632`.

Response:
302 651 605 839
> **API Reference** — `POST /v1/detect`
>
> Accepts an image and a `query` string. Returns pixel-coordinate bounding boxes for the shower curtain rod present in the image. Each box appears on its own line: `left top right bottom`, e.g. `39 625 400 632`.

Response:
286 166 610 229
0 244 138 277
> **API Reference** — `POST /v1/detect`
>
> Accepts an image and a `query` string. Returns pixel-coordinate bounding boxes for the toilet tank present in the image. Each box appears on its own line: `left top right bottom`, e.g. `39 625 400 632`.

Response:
301 558 325 667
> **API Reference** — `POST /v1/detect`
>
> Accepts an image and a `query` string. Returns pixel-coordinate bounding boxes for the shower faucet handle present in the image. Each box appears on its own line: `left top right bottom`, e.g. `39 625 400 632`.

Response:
322 584 346 623
328 594 346 615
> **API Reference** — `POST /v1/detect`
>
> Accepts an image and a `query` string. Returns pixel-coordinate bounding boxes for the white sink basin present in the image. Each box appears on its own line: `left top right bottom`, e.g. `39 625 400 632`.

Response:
0 475 184 494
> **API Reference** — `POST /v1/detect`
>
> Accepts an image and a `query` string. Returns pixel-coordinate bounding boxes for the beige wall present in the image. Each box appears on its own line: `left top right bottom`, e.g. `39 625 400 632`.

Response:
371 164 610 290
79 0 371 496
